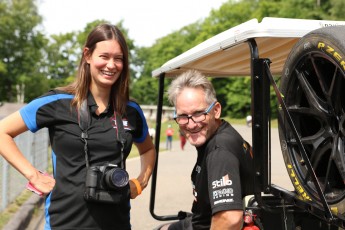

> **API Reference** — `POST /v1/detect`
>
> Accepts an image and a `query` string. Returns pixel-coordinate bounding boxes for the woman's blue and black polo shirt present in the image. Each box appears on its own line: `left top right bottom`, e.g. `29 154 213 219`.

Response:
20 90 148 230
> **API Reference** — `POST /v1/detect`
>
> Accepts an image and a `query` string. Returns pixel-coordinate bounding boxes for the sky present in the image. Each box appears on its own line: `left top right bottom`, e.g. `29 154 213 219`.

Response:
37 0 228 47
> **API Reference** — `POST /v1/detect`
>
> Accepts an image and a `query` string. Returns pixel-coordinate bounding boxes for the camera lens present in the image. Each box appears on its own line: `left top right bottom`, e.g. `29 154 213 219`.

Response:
105 168 129 189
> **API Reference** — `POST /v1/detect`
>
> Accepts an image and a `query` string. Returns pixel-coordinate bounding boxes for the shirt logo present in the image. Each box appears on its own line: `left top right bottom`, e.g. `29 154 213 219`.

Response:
195 165 201 173
122 119 131 130
110 117 131 131
212 174 232 189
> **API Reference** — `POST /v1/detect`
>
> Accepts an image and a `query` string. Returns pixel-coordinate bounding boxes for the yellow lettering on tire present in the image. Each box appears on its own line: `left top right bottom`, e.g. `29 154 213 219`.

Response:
287 164 312 201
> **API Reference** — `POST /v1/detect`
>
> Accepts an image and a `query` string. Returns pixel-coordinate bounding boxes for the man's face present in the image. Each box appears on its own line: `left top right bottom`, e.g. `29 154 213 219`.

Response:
175 87 221 147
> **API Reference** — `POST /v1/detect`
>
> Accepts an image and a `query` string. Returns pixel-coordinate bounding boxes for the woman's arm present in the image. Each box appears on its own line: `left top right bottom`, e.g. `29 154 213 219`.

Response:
0 111 55 194
129 134 156 199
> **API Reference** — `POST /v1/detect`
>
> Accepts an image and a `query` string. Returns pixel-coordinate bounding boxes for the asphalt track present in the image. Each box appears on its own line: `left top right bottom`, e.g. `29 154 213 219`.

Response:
16 125 294 230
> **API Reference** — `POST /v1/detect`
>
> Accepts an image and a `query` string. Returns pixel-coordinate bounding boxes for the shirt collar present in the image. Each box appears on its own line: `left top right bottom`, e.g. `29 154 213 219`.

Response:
87 92 111 115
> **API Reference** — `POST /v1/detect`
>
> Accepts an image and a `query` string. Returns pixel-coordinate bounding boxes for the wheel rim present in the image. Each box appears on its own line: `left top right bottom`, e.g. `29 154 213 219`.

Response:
282 51 345 204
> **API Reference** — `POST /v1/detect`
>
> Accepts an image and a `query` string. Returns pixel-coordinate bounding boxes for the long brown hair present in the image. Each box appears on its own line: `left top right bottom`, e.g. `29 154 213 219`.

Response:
57 24 130 115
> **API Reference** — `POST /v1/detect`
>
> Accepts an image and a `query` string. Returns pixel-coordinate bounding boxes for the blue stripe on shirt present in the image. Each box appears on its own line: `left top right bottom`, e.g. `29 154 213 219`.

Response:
128 101 148 143
20 94 74 132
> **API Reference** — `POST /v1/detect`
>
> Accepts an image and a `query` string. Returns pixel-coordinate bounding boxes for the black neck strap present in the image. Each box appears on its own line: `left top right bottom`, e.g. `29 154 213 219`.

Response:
114 112 125 169
78 99 125 168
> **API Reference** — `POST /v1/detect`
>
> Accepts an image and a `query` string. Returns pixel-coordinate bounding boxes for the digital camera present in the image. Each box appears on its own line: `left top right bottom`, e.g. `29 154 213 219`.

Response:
84 163 130 204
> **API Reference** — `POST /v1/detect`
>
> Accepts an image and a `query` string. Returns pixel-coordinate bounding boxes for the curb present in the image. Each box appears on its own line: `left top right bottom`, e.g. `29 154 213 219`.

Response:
3 194 44 230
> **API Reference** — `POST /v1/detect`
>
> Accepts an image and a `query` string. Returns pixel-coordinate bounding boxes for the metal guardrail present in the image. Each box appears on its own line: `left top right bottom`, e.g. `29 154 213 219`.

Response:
0 128 49 212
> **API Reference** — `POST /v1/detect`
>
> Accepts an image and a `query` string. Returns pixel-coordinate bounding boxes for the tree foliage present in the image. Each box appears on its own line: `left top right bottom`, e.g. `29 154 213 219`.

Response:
1 0 345 117
0 0 46 102
134 0 345 118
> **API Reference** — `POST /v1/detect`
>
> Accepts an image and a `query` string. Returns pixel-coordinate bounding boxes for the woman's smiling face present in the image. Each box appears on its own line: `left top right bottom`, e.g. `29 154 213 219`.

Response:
85 39 123 89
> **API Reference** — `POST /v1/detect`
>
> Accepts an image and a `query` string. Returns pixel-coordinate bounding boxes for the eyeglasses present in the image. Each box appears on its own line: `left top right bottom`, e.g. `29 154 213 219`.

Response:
173 101 217 125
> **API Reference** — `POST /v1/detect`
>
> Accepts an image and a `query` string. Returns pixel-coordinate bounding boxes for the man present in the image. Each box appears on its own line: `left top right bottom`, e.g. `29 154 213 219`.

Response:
160 70 253 230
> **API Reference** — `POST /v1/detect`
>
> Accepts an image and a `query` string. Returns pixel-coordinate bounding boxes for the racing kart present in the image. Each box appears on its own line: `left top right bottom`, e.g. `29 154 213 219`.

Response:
150 17 345 229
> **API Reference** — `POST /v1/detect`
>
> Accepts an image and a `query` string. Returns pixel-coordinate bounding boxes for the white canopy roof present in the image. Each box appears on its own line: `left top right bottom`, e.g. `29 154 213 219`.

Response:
152 17 345 78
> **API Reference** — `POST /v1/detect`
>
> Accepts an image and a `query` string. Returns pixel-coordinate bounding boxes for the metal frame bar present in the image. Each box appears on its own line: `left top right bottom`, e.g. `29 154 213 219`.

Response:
248 39 271 201
149 73 180 221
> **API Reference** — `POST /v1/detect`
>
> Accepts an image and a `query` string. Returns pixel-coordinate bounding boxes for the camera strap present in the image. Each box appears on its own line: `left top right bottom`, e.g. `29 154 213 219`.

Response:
78 99 91 168
113 112 126 169
78 99 126 169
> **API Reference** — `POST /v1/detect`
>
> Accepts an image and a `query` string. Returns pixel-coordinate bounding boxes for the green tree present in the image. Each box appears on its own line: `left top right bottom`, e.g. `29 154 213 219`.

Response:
141 0 345 118
43 32 80 89
328 0 345 20
2 0 345 116
0 0 46 102
213 77 252 118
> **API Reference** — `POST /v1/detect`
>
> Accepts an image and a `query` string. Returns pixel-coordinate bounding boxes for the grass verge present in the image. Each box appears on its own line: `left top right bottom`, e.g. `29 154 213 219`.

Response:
0 190 33 229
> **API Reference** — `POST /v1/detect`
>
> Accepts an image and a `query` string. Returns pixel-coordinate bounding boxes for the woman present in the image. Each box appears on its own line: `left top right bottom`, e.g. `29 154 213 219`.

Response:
0 24 156 229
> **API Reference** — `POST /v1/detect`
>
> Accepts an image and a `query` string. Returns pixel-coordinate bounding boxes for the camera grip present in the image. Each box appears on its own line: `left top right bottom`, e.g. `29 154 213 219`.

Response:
84 184 130 204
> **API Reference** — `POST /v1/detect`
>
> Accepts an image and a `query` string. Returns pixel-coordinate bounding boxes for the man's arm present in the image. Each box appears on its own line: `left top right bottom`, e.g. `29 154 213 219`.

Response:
210 210 243 230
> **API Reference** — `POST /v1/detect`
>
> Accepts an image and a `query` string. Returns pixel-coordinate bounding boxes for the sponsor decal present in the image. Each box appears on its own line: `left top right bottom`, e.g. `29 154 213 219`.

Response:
212 174 235 203
212 174 232 189
317 42 345 71
303 42 312 50
281 140 287 151
110 116 131 130
213 188 234 200
319 22 345 28
287 164 312 201
214 198 234 205
122 119 131 130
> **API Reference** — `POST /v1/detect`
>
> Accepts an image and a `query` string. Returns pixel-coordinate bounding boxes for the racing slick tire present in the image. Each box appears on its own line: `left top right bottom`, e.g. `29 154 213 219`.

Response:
279 25 345 216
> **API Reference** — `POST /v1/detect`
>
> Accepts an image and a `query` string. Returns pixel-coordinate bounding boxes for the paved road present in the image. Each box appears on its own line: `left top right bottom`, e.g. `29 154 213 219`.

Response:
25 125 293 230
